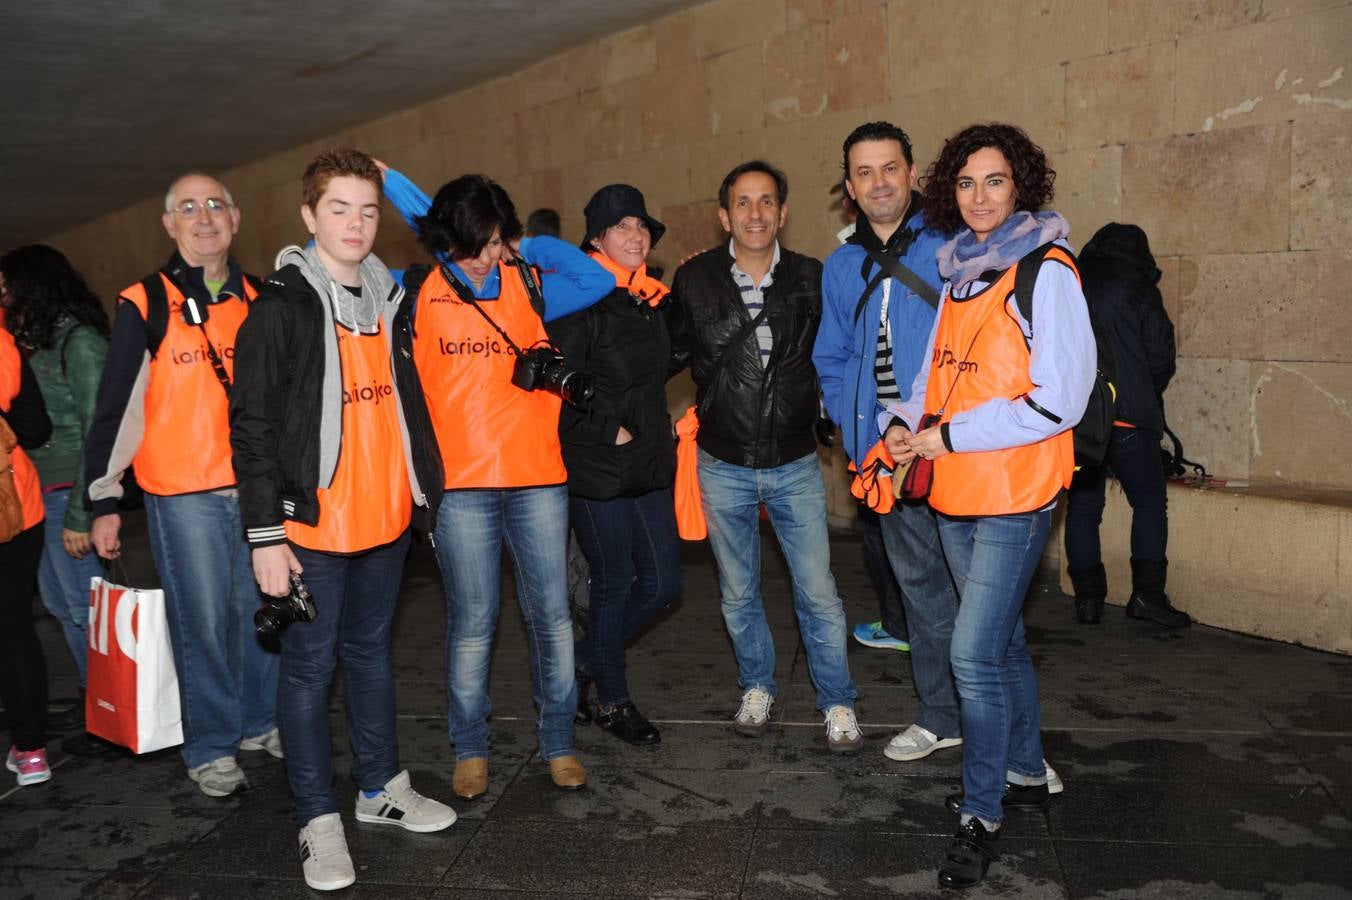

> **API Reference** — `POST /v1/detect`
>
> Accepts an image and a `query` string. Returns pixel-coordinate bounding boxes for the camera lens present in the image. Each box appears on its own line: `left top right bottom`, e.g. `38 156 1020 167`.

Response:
254 603 288 639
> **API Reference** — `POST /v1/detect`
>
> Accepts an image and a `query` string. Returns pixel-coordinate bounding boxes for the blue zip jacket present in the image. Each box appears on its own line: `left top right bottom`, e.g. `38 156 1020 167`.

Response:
812 208 947 467
382 168 612 322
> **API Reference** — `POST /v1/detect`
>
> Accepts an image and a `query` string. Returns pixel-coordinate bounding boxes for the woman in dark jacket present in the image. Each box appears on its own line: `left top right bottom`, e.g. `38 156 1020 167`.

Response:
546 185 682 745
1063 223 1190 629
0 245 109 737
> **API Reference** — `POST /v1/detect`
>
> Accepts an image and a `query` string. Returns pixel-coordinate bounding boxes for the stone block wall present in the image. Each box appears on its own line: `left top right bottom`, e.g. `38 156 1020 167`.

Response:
41 0 1352 508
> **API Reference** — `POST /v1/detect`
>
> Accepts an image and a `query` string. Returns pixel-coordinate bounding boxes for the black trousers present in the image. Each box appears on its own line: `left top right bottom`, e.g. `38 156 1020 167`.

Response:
858 505 908 641
1065 426 1169 570
0 523 48 750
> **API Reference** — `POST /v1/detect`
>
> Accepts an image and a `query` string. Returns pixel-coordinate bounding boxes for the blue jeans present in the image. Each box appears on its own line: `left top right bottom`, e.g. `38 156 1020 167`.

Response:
1065 426 1169 569
939 510 1051 825
434 486 576 761
281 533 409 825
38 488 102 687
879 501 961 738
697 450 856 710
571 488 682 708
144 492 279 769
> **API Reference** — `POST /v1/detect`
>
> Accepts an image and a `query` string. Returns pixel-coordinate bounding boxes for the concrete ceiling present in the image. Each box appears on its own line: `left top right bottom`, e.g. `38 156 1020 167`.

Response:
0 0 705 249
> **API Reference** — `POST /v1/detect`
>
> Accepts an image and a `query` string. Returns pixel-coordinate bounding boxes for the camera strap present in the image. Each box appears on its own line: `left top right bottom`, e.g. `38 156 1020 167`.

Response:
437 262 529 355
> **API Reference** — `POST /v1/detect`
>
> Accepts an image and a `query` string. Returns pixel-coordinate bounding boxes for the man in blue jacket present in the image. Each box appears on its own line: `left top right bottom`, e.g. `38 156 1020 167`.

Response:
813 122 964 764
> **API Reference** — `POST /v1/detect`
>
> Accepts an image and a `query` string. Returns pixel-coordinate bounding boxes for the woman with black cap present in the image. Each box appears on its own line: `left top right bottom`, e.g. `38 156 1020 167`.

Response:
547 185 682 746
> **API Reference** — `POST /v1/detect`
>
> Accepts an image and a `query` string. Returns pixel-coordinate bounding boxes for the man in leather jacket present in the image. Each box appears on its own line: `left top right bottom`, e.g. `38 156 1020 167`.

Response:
669 160 860 753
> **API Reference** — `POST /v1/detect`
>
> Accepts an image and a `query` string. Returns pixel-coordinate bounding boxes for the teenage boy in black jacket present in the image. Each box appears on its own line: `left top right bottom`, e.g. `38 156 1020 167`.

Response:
668 160 859 753
229 149 453 893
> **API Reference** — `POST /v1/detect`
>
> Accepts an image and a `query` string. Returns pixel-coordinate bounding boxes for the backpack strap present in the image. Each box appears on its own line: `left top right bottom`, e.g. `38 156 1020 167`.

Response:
142 272 171 359
1012 241 1064 337
400 264 433 330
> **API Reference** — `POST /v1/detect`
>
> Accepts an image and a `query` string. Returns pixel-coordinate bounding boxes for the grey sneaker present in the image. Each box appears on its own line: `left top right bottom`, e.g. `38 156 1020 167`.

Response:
355 770 456 833
734 687 774 736
883 724 963 762
188 757 248 797
240 728 284 759
299 813 356 891
824 705 863 754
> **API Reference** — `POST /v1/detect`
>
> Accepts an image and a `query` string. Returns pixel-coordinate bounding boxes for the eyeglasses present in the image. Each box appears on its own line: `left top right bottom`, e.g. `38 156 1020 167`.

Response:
170 198 232 217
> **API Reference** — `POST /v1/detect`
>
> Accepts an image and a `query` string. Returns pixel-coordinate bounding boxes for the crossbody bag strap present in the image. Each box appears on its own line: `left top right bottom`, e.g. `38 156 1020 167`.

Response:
698 303 772 417
861 246 940 310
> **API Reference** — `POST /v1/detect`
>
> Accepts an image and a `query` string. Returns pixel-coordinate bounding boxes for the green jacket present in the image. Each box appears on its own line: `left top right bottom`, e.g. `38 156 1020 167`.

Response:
27 319 108 532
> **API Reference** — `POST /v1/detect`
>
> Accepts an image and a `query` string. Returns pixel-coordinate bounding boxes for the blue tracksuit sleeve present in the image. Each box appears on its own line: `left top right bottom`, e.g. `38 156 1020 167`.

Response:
518 236 614 323
812 261 853 432
382 167 431 231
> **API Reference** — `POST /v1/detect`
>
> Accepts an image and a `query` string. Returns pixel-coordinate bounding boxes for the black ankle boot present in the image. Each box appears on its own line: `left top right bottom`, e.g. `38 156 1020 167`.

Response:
945 780 1050 814
595 702 660 746
1125 558 1191 628
575 671 593 725
1068 563 1107 625
937 817 1000 889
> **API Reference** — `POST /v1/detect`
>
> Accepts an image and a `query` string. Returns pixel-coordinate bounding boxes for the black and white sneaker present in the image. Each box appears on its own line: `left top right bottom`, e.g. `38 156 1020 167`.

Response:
354 770 456 833
298 813 356 891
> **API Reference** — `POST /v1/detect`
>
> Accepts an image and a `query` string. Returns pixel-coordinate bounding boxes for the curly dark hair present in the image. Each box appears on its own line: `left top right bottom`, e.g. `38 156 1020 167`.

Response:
0 244 110 351
920 123 1056 235
415 174 522 262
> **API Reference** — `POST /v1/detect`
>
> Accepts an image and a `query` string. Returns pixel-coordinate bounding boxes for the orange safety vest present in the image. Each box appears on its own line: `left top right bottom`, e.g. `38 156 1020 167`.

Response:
286 323 412 553
412 263 567 490
119 274 256 496
924 251 1075 517
0 328 44 532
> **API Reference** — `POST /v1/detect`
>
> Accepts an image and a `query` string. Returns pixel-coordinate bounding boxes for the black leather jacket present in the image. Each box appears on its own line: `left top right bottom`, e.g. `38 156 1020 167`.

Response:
669 245 823 469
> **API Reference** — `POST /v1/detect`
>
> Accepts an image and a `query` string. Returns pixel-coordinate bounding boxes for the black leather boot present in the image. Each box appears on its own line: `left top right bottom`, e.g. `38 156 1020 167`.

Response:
595 702 661 746
1125 558 1191 628
1068 563 1107 625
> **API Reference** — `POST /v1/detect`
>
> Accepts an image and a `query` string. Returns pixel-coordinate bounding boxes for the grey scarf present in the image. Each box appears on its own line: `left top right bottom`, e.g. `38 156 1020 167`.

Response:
937 211 1071 291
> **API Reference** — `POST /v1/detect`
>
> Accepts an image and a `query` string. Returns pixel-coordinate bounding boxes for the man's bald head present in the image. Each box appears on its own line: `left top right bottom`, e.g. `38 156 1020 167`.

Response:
161 172 241 268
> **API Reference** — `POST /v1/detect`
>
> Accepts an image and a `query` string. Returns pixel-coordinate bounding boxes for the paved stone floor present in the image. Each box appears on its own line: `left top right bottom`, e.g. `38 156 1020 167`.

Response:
2 508 1351 898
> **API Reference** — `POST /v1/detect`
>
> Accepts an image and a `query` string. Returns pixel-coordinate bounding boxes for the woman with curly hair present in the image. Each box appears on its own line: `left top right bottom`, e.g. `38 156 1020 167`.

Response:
0 245 109 742
883 123 1096 888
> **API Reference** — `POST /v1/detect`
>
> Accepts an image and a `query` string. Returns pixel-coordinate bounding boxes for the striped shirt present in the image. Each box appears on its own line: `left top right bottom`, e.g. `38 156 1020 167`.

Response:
875 278 899 401
729 239 780 367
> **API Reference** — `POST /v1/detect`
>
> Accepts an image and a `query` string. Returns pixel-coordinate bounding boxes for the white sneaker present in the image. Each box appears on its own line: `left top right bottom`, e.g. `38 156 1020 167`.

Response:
354 770 456 833
823 706 863 753
1045 760 1064 794
883 724 963 762
239 728 284 759
734 687 774 736
298 813 356 891
188 757 248 797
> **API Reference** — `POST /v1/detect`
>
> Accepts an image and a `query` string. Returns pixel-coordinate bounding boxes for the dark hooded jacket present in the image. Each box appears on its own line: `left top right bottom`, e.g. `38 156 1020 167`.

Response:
1079 223 1176 433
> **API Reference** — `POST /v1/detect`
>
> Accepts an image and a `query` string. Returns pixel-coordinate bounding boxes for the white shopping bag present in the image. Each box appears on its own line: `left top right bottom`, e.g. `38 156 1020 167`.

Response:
85 576 184 753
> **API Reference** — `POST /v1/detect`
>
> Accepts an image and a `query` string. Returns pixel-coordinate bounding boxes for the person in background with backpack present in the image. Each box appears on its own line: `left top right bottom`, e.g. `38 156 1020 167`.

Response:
1063 224 1188 628
0 245 111 752
0 302 53 785
884 123 1095 889
84 172 279 797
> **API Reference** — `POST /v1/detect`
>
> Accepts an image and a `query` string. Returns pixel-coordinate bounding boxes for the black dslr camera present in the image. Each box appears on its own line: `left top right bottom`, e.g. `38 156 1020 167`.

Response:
512 347 594 408
255 572 317 639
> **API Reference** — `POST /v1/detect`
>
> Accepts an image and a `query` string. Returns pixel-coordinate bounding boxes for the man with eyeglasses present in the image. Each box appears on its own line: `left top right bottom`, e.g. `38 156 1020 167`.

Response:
85 172 279 797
